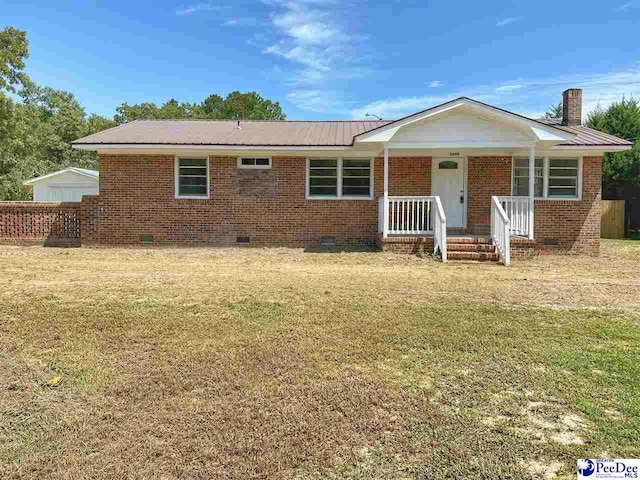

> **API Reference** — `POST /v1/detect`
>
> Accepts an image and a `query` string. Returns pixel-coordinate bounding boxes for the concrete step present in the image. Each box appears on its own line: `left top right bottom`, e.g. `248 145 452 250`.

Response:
447 243 496 253
448 251 499 262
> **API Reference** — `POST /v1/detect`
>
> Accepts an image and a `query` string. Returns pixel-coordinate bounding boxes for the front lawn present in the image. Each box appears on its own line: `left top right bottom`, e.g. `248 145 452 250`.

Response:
0 241 639 479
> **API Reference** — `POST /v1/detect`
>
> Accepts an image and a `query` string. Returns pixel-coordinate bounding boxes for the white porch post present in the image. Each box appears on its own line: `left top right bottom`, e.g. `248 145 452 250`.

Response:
528 146 535 240
383 146 389 238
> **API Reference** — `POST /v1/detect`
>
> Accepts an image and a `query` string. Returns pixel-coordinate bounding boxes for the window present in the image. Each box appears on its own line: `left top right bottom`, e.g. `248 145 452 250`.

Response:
238 157 271 169
548 158 579 198
175 157 209 198
439 160 458 170
513 158 544 197
511 157 581 200
342 159 371 197
307 158 372 199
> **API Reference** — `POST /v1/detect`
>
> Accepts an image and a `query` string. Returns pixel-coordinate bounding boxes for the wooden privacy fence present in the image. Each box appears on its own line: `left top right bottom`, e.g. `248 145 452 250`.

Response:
601 200 625 239
0 202 81 246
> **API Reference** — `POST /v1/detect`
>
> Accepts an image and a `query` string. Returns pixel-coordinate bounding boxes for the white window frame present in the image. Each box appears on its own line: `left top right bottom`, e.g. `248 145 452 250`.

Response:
306 157 374 200
237 157 272 170
511 156 582 201
174 156 210 199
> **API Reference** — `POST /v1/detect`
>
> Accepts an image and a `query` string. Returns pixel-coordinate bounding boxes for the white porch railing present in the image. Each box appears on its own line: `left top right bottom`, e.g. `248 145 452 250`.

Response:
378 196 447 261
491 196 511 265
496 196 532 237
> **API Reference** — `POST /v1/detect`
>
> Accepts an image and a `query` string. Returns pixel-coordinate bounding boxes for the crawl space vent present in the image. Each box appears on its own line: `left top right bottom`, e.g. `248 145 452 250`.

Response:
320 236 336 247
236 236 251 244
140 234 153 244
543 238 559 246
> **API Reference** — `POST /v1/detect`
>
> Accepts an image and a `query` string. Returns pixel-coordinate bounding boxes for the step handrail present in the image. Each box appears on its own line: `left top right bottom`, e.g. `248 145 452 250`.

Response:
490 195 510 265
433 196 447 262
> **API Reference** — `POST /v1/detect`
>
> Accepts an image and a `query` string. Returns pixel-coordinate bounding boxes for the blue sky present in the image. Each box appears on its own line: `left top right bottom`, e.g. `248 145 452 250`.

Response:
3 0 640 120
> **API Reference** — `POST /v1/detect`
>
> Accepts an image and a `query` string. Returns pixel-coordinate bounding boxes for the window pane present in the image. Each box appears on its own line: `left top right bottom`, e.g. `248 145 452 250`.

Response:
343 186 371 196
310 168 337 176
180 167 207 176
241 158 256 166
310 159 337 168
512 158 543 197
549 177 577 187
179 159 206 167
548 187 577 198
549 168 578 176
439 160 458 169
343 159 370 168
310 186 337 196
342 159 370 197
255 158 270 166
549 159 578 168
179 184 207 195
310 177 338 186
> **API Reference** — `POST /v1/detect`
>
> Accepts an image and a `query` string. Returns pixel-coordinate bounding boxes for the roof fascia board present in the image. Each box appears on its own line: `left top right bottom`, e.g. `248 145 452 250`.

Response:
355 98 577 143
22 168 98 185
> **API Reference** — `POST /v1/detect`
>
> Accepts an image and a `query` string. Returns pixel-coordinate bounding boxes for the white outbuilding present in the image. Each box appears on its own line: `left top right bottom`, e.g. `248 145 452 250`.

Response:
23 167 99 202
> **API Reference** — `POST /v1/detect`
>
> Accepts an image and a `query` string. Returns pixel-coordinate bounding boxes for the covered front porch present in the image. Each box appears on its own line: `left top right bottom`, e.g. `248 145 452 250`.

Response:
374 149 537 265
353 98 578 264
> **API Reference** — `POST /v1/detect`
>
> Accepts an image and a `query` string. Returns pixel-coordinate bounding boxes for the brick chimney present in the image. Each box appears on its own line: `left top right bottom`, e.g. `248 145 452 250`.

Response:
562 88 582 126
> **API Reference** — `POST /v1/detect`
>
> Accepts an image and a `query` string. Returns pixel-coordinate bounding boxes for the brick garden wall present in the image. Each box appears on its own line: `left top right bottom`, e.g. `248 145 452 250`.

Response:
0 202 81 246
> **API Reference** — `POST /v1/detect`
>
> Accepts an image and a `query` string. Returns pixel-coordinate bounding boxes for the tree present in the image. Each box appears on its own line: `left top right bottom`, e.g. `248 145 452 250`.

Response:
114 91 286 124
585 97 640 203
0 27 31 93
544 102 563 119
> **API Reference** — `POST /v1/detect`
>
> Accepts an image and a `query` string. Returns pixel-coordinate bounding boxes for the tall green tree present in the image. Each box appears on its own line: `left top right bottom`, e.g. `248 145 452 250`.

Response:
114 91 286 124
0 26 31 93
544 102 563 119
586 97 640 200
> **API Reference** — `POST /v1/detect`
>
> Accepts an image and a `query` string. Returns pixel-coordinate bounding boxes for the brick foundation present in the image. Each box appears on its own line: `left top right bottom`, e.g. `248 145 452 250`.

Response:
377 235 434 254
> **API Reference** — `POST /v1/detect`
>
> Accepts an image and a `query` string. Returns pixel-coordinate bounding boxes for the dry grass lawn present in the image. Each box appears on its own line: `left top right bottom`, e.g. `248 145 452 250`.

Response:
1 240 639 479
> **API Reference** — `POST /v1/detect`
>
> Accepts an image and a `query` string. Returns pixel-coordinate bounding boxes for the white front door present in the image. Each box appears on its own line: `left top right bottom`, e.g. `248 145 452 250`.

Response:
432 158 465 228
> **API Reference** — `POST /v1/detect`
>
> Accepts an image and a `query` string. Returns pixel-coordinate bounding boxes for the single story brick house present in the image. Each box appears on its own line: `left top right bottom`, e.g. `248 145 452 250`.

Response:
72 89 631 263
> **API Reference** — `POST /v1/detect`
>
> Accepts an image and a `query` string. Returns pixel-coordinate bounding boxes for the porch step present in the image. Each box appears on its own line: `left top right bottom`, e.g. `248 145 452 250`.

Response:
448 251 499 262
447 243 496 252
447 236 492 245
447 236 500 262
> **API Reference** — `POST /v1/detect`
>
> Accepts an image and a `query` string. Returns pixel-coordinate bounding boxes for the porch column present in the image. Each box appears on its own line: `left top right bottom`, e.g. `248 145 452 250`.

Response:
528 146 535 240
383 146 389 238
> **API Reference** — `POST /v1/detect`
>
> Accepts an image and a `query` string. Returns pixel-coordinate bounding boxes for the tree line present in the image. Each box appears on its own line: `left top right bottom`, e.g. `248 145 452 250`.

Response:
1 25 639 213
0 27 285 200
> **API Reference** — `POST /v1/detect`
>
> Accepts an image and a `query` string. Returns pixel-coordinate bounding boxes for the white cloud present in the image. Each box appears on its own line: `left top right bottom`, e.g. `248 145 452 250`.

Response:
613 2 633 11
496 16 522 27
351 68 640 120
175 3 218 16
286 90 348 114
429 80 443 88
257 0 370 112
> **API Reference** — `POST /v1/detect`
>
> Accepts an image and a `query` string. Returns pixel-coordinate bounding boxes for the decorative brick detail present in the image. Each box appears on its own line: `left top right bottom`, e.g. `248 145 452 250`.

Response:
467 157 512 234
232 169 279 198
0 202 81 246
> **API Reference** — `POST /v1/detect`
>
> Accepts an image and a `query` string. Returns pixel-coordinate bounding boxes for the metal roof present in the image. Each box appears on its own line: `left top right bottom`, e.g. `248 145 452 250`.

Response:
72 109 632 148
535 118 633 146
73 119 391 147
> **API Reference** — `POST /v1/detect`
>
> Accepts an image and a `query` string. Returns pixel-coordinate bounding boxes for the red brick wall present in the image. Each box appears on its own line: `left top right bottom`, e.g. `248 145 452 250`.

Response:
93 155 432 247
467 157 512 234
0 202 81 246
533 156 601 255
465 156 602 255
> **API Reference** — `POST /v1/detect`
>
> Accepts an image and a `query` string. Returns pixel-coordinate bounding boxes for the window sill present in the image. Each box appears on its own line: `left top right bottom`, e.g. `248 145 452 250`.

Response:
307 196 374 201
175 195 210 200
238 166 271 170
